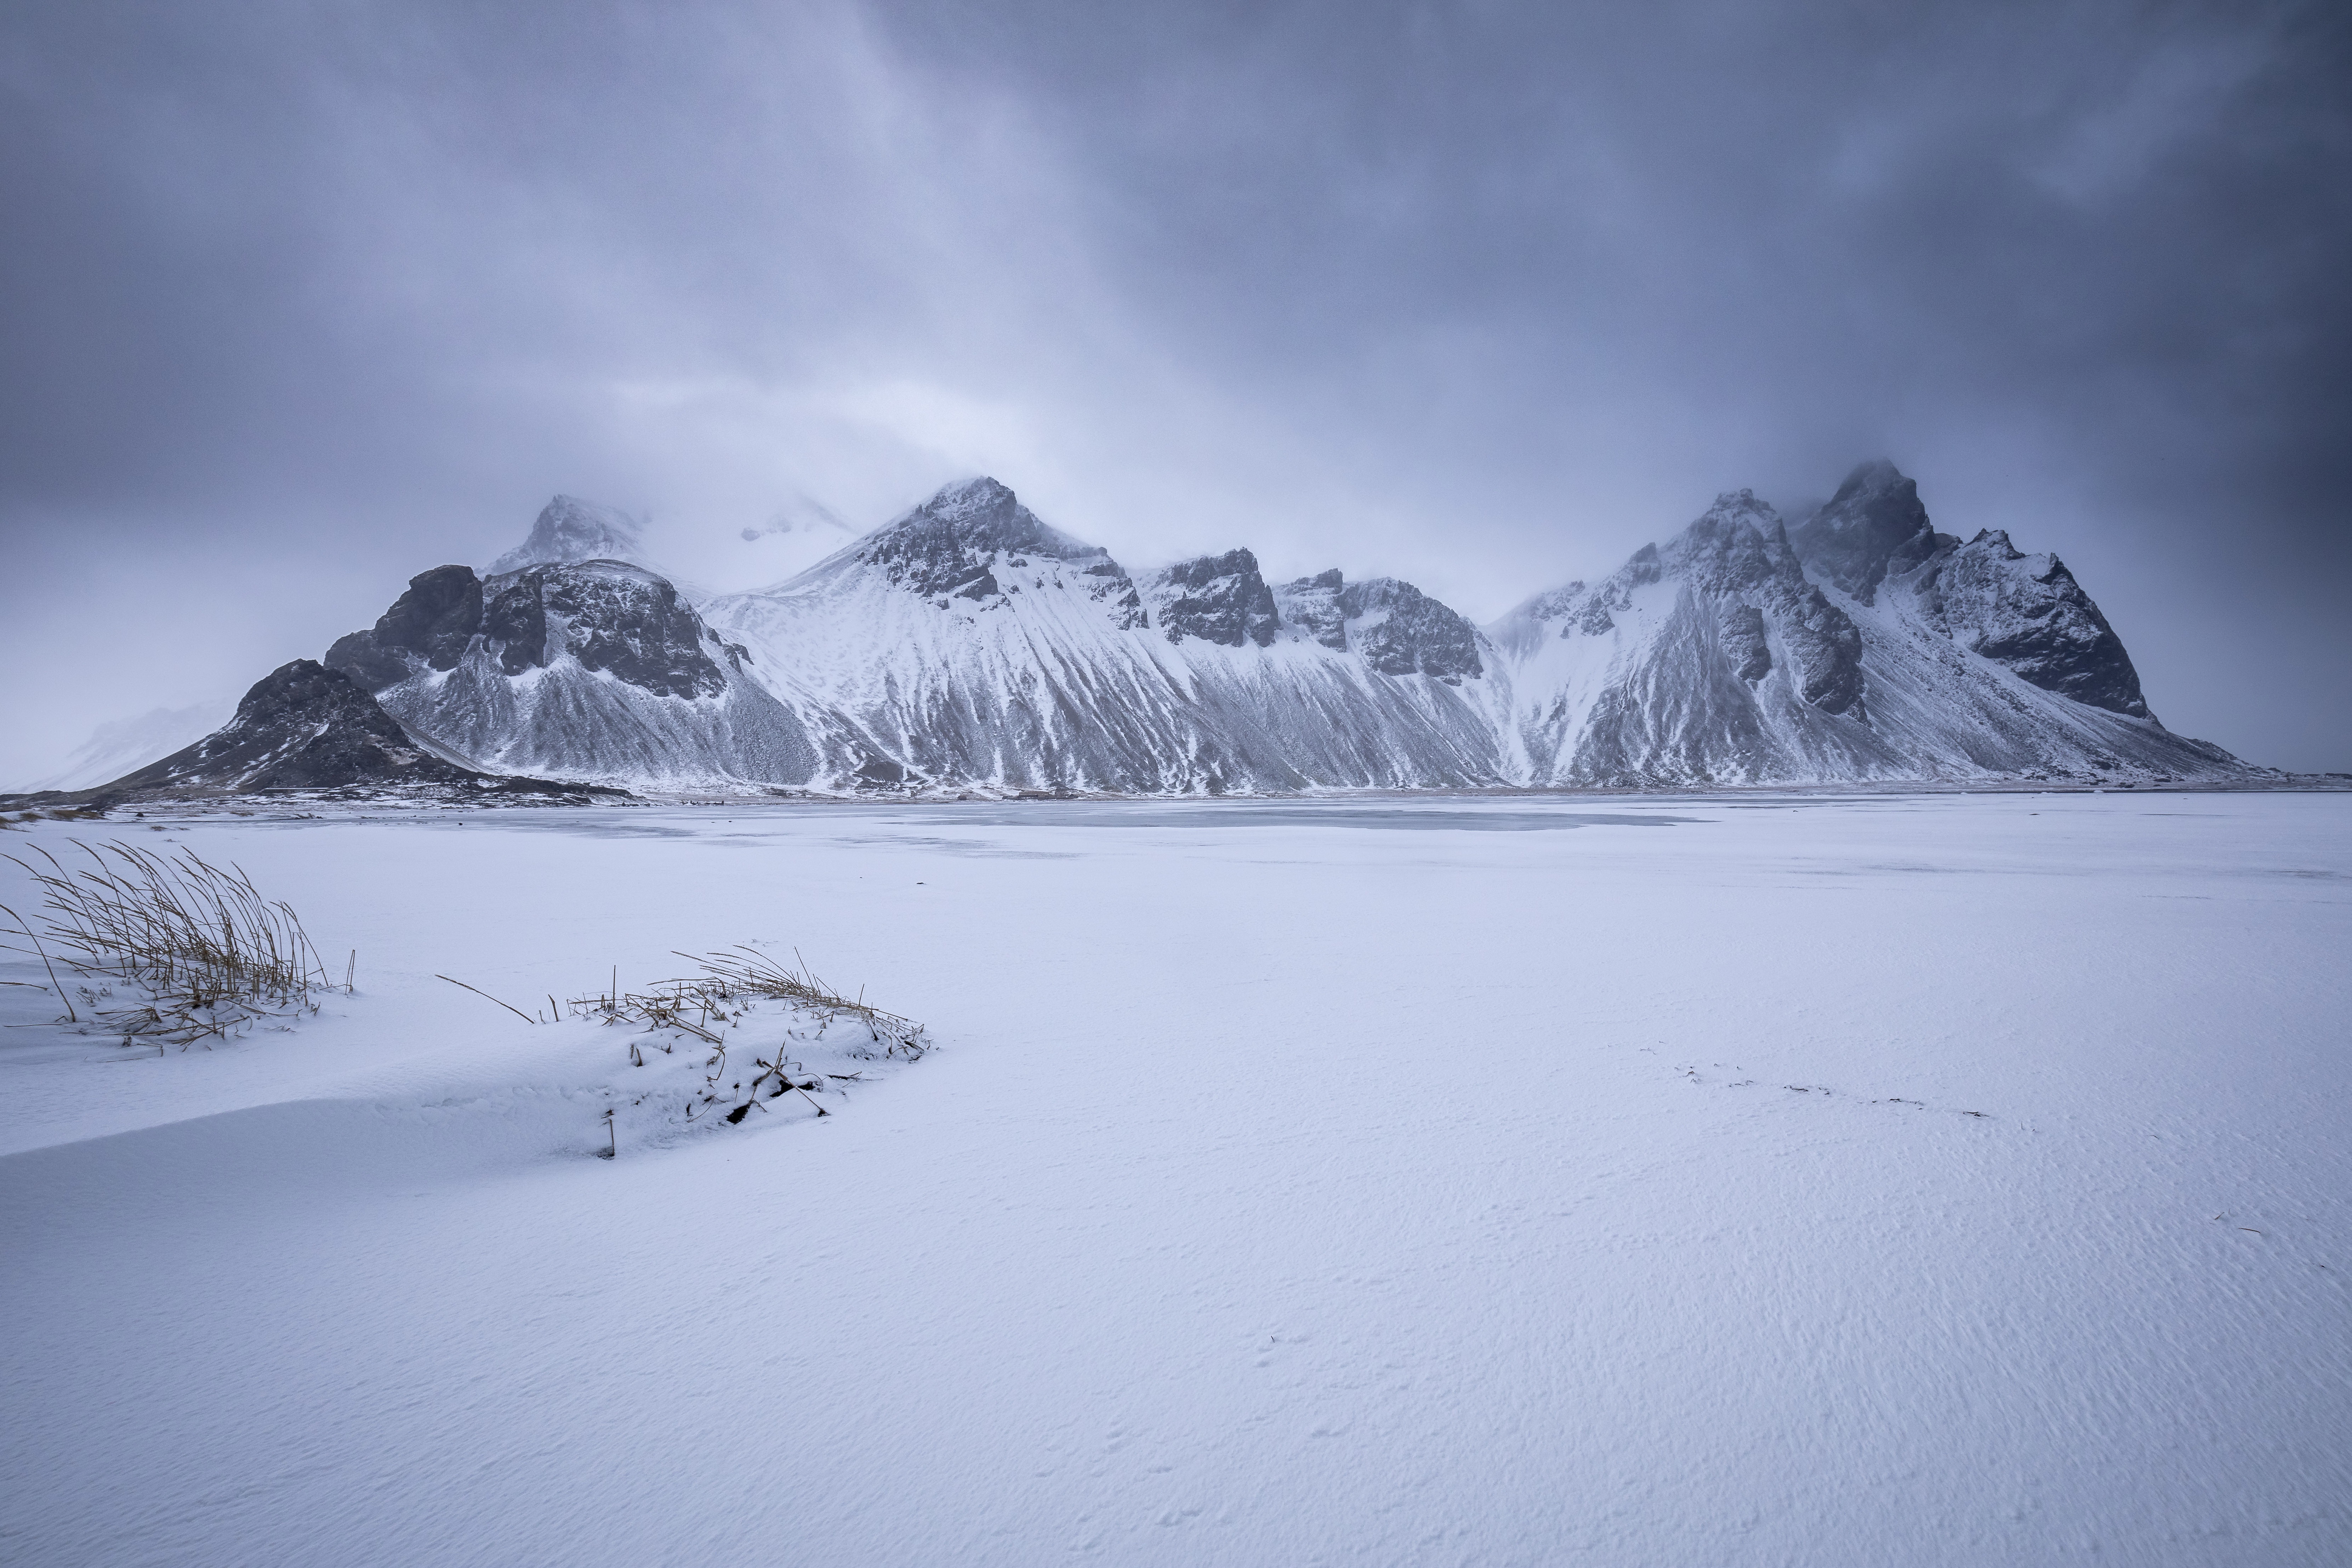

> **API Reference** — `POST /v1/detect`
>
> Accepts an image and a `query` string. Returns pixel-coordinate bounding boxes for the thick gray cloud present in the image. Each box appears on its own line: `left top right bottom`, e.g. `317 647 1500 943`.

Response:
3 0 2346 778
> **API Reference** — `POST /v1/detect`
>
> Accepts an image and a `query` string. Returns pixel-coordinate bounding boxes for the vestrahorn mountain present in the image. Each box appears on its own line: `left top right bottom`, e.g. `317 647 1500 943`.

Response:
57 463 2249 803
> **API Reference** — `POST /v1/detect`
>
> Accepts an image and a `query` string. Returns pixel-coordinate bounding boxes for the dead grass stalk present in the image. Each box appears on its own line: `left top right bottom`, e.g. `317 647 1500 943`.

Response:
2 838 340 1049
568 945 929 1129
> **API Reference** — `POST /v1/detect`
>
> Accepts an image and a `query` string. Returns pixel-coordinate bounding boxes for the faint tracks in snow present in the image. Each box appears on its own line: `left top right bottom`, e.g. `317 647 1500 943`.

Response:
1669 1059 1999 1124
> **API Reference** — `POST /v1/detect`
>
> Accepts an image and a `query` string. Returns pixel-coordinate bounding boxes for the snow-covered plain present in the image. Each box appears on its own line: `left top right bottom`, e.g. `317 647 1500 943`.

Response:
2 791 2346 1566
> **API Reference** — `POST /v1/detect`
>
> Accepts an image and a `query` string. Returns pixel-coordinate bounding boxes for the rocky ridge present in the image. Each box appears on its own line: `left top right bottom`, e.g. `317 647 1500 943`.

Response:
327 560 819 786
1272 571 1485 683
1143 551 1282 647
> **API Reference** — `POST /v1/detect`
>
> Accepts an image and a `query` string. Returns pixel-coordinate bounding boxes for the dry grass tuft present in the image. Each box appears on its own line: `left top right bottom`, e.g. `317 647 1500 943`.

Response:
564 945 928 1128
570 946 928 1059
2 839 339 1049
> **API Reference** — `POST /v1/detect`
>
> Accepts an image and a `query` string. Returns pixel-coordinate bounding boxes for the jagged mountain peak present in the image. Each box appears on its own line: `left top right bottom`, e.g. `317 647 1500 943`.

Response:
876 477 1080 555
324 556 818 787
854 477 1122 602
1934 530 2151 719
1265 569 1485 681
1335 578 1486 682
1144 549 1280 646
1697 488 1780 530
1776 469 2151 720
1502 492 1796 642
331 559 748 704
923 475 1018 519
1788 461 1943 605
490 494 647 576
1665 490 1805 587
1831 458 1910 502
1492 479 1869 749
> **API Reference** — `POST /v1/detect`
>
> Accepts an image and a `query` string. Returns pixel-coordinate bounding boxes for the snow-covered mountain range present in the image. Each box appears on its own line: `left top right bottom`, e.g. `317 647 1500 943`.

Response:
61 464 2249 800
696 480 1513 792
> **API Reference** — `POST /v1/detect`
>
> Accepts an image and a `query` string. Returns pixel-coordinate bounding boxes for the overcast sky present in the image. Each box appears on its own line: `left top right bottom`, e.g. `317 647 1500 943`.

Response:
3 0 2346 780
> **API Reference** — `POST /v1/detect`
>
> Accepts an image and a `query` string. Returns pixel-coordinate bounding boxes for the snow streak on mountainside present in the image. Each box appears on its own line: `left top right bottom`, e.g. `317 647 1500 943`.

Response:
326 559 819 787
702 480 1510 792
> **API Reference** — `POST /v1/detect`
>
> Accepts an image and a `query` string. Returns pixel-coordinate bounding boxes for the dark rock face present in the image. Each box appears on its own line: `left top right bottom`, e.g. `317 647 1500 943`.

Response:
326 565 484 689
1787 461 1952 605
480 572 550 673
1787 461 2150 719
102 661 484 793
1934 531 2151 717
1672 491 1865 715
865 477 1147 627
331 561 735 701
1271 570 1483 678
1149 549 1280 647
1076 559 1148 627
1777 592 1867 715
328 551 816 786
1338 578 1484 682
486 563 727 698
1275 569 1349 650
1719 603 1771 683
867 478 1065 592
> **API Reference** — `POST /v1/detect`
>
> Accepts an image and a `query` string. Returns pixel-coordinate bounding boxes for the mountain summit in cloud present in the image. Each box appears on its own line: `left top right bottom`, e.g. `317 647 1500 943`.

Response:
488 495 647 576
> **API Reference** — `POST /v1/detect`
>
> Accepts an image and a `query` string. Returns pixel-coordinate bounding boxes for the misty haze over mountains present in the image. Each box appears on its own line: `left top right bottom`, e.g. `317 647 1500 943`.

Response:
2 4 2346 783
46 459 2260 804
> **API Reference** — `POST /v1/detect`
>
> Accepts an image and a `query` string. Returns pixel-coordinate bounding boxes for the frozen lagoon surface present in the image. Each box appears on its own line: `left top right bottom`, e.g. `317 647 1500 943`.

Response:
2 792 2346 1566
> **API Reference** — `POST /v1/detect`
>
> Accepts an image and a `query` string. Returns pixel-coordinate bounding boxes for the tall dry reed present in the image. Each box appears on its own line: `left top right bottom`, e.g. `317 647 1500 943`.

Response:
2 839 338 1049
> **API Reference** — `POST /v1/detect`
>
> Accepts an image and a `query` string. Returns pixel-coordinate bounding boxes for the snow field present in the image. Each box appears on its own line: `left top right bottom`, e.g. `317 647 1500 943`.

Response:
2 792 2346 1565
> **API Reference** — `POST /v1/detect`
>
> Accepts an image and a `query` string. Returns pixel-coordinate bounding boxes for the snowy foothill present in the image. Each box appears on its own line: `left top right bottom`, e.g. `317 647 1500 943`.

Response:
1 791 2347 1564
